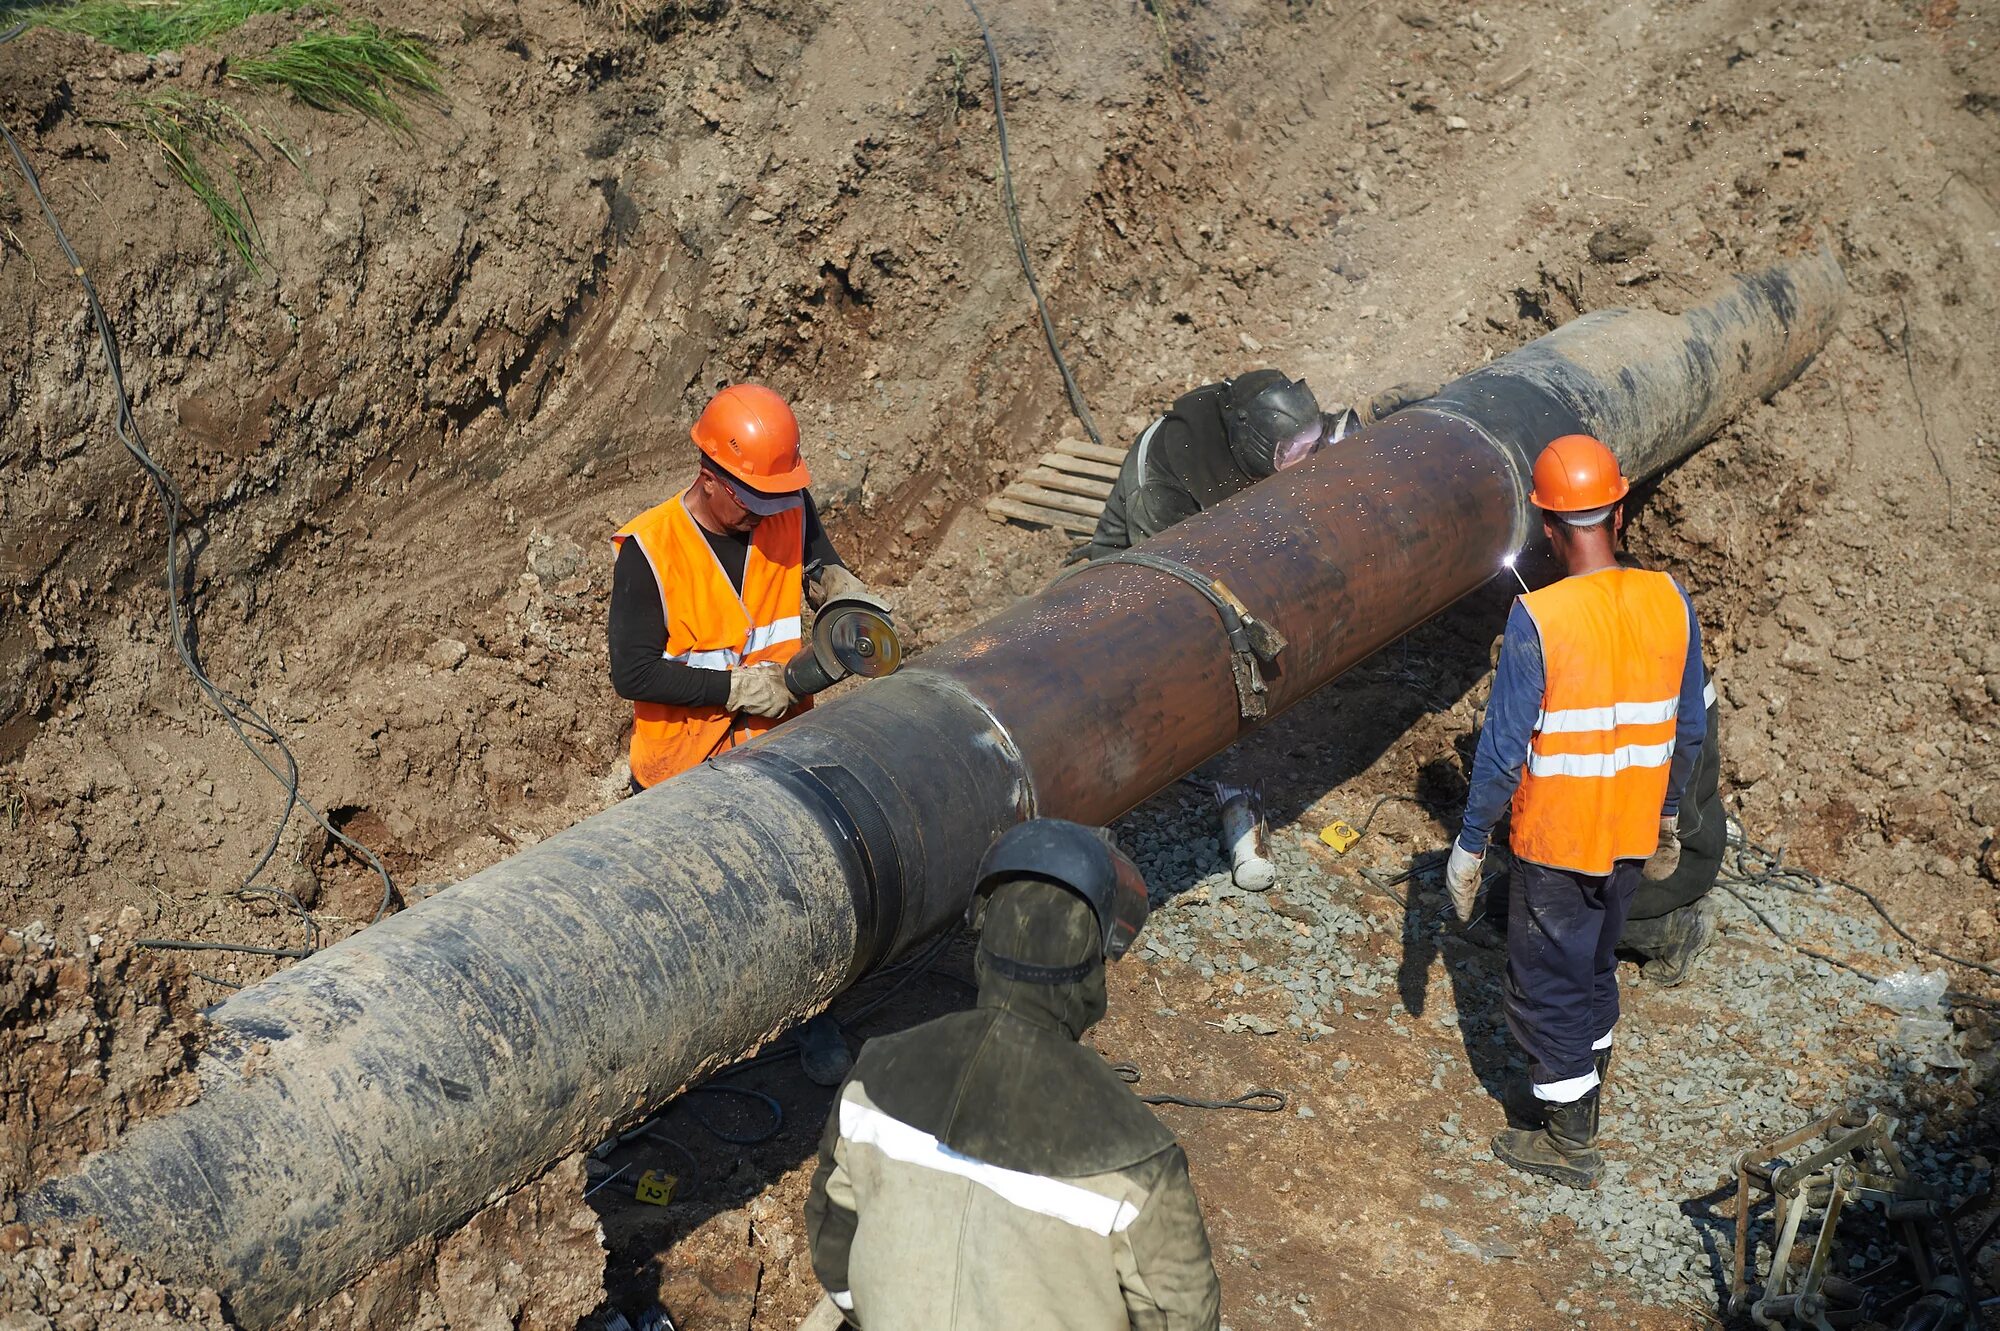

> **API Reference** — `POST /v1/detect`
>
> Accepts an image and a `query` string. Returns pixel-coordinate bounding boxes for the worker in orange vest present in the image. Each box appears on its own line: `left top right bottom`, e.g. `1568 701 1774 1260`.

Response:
609 383 874 793
1445 434 1706 1188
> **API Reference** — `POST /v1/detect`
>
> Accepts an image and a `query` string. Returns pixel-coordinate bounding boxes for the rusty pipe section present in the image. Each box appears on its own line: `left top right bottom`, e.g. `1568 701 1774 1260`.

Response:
28 251 1843 1324
961 245 1846 820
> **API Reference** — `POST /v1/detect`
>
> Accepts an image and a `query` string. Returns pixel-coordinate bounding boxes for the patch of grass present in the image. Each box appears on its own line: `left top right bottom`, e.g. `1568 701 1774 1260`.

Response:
109 91 267 266
231 23 440 131
13 0 307 54
23 1 440 263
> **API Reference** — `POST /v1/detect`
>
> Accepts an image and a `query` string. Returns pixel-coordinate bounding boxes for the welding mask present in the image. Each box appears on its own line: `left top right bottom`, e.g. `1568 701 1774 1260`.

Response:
1221 371 1324 478
966 819 1152 964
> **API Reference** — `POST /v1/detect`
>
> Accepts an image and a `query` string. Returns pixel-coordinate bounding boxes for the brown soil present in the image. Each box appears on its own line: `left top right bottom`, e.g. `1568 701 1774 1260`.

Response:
4 0 1998 1323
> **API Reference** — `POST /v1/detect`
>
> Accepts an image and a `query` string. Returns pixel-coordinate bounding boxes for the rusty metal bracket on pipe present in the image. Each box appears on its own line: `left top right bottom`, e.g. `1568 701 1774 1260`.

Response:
27 249 1846 1326
1054 550 1289 718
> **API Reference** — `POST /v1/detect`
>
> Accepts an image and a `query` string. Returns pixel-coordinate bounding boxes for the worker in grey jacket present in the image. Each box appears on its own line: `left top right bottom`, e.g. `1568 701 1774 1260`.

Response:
804 819 1221 1331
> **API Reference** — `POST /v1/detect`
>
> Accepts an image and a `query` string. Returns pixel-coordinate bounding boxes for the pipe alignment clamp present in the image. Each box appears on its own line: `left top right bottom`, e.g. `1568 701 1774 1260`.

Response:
1056 551 1288 720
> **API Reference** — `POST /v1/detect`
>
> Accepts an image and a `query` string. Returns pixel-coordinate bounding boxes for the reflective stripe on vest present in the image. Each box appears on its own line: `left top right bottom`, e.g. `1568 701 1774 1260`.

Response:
613 490 806 788
1509 566 1690 876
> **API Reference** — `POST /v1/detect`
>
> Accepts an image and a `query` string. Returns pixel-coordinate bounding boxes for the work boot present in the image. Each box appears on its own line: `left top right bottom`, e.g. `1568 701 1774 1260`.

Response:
1502 1076 1548 1129
1492 1092 1603 1188
1639 898 1715 988
1506 1056 1606 1132
793 1012 853 1087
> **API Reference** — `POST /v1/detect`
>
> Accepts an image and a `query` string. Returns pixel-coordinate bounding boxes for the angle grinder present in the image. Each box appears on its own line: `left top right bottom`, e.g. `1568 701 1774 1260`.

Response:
784 590 903 698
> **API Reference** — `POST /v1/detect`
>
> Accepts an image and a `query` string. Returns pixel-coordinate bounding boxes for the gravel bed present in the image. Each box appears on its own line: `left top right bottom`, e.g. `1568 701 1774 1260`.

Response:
1113 790 1994 1313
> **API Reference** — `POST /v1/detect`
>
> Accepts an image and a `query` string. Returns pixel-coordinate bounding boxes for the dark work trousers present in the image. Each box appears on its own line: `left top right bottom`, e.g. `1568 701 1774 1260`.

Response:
1504 858 1641 1100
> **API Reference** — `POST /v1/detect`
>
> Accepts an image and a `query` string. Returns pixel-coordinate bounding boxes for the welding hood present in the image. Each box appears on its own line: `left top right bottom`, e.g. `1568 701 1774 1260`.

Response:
968 818 1152 962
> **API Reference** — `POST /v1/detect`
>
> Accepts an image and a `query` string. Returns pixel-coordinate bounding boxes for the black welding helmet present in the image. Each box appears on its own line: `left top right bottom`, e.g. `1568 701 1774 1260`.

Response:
967 819 1151 965
1221 370 1323 478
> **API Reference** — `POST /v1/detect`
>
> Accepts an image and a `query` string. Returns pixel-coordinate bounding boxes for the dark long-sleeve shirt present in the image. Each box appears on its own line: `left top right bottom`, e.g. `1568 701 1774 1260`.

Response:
607 492 842 708
1457 581 1706 857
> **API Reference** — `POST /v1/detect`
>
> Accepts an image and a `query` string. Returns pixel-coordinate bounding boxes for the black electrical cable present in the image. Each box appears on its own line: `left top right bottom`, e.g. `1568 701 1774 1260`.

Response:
1351 792 1441 841
961 0 1105 449
682 1085 785 1146
0 106 399 938
1111 1062 1288 1114
1719 830 2000 985
232 884 322 953
134 938 313 959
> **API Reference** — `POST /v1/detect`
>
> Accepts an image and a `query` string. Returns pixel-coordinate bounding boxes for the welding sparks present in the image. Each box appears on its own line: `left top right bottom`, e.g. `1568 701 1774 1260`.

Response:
1502 553 1532 595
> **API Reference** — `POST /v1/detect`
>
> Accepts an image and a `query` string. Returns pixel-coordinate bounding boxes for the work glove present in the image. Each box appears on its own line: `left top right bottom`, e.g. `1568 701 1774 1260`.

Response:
808 563 886 613
1444 842 1485 923
1356 379 1443 426
1640 815 1683 882
727 661 795 719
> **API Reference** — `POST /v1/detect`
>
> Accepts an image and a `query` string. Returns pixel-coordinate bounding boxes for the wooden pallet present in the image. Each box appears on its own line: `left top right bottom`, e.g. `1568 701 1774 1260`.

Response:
984 437 1129 536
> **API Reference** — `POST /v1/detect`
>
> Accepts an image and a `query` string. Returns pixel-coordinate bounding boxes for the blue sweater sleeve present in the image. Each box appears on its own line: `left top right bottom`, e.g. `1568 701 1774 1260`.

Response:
1662 588 1706 816
1457 601 1543 856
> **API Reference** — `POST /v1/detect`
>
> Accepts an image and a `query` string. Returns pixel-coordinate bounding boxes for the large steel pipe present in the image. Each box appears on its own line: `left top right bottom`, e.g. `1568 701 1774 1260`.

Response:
28 250 1844 1324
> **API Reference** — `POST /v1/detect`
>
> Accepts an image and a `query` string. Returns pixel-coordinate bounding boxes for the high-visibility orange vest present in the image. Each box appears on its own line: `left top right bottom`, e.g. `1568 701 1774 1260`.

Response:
1510 566 1691 876
613 491 807 788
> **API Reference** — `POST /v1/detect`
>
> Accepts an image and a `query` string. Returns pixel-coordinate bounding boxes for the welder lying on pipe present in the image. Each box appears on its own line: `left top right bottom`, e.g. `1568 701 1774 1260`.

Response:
607 380 903 1084
1070 368 1436 891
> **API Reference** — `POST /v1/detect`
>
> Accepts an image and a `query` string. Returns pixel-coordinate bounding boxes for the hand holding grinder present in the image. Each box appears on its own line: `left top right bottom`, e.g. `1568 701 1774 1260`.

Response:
784 564 904 699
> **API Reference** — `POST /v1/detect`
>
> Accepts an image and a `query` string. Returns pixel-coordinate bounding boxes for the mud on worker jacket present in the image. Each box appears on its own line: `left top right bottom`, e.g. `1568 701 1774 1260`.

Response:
1508 566 1697 875
805 881 1221 1331
611 490 805 787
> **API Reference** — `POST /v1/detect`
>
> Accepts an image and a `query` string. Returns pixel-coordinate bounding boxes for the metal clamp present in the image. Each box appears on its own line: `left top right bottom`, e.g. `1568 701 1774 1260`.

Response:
1056 550 1289 719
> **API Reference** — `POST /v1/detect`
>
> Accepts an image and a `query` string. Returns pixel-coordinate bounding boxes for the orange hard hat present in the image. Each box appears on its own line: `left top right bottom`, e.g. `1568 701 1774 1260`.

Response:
1529 434 1629 513
691 384 810 492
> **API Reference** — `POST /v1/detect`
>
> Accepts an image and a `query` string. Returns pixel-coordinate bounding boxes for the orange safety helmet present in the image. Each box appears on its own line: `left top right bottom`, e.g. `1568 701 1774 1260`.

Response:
691 384 811 492
1528 433 1629 513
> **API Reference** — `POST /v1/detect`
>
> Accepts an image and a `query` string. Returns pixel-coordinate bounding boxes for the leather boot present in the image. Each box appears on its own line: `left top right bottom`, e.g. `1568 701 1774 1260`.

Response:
1492 1092 1603 1188
1502 1077 1547 1130
1509 1048 1609 1131
1639 898 1716 988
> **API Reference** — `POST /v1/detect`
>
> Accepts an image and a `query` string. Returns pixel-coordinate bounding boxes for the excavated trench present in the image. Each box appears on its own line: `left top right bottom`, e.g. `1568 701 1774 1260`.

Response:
3 0 1998 1326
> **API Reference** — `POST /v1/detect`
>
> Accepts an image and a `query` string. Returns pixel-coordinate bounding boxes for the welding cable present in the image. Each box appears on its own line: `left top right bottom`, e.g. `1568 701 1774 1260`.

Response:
134 938 314 959
231 884 323 953
1350 792 1444 841
0 111 399 932
1720 831 2000 985
960 0 1105 449
1110 1062 1288 1114
681 1085 785 1146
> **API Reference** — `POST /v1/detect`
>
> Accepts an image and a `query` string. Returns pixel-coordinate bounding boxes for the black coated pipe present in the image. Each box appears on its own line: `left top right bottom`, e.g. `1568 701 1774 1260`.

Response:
28 251 1844 1325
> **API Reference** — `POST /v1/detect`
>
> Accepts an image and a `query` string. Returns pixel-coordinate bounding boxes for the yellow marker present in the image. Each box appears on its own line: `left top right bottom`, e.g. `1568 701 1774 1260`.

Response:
1319 821 1361 854
635 1169 679 1206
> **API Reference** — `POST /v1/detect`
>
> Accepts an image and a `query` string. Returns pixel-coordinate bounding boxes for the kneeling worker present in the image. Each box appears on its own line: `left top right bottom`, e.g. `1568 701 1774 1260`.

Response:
1444 434 1706 1188
608 383 875 791
805 820 1222 1330
1619 667 1723 985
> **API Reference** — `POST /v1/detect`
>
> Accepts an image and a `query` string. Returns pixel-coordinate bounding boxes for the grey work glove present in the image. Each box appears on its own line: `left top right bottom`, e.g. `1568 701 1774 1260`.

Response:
727 661 796 719
1640 815 1683 882
1444 843 1485 923
808 563 884 612
1356 379 1442 426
